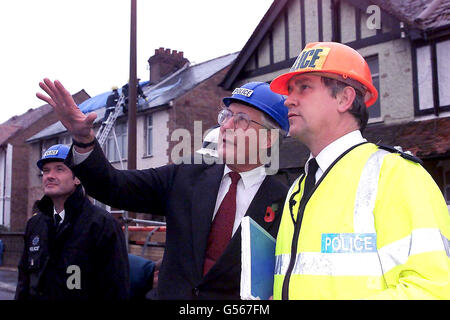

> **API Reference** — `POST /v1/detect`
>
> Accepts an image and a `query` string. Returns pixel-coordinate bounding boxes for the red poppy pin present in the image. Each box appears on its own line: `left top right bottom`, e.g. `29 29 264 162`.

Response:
264 204 278 223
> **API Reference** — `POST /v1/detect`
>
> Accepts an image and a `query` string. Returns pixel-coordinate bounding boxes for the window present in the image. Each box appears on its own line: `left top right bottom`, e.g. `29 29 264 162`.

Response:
436 40 450 107
366 55 381 119
58 134 72 146
106 122 128 162
146 115 153 156
414 38 450 115
416 45 434 111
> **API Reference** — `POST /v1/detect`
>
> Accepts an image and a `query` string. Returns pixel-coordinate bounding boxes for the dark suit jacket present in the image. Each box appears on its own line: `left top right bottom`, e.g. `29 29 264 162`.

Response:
66 140 288 300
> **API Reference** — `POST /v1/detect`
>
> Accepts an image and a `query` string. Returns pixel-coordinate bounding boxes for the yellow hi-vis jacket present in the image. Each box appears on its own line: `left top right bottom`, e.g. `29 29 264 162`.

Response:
274 143 450 300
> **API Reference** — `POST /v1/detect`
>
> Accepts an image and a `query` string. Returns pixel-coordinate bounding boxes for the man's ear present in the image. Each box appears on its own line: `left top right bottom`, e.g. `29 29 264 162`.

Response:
336 86 356 113
74 177 81 186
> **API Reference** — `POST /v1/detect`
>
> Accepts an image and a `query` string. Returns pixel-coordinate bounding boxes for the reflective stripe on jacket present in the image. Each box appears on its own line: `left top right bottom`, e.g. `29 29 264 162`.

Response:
274 143 450 300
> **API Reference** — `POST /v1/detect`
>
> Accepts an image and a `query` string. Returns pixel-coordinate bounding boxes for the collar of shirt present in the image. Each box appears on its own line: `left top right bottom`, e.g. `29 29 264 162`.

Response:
214 165 267 235
223 165 267 190
53 207 65 222
305 130 367 183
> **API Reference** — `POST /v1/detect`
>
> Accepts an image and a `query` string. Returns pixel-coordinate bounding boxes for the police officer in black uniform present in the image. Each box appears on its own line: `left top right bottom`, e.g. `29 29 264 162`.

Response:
15 144 129 300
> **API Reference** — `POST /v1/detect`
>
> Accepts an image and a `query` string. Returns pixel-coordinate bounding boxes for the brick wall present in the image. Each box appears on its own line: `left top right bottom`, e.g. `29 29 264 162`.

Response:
148 48 189 84
9 110 59 232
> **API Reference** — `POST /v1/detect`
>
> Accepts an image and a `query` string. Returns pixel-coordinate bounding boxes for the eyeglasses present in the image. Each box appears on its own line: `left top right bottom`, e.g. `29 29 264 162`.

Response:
218 108 274 130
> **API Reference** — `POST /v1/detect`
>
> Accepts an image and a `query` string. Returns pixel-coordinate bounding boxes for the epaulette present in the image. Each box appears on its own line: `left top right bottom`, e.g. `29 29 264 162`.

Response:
377 144 423 165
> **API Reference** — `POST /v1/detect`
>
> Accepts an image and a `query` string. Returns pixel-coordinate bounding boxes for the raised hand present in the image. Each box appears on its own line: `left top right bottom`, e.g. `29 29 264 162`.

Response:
37 78 97 143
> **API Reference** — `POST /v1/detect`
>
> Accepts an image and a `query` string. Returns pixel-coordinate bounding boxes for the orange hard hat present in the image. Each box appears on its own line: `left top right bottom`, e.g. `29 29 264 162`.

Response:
270 42 378 107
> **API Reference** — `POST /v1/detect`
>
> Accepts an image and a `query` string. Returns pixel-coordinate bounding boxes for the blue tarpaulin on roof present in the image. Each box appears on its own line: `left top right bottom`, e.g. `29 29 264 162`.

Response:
78 90 118 113
77 79 181 113
78 81 149 113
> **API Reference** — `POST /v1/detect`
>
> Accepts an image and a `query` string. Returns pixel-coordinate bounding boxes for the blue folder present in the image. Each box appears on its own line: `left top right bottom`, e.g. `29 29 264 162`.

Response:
240 216 276 300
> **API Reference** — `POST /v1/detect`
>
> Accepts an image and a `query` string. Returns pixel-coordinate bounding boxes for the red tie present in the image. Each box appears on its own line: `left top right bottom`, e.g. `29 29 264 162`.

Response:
203 171 241 275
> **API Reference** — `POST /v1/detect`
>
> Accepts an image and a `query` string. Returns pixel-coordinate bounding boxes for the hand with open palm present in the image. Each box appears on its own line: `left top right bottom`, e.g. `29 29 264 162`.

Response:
37 78 97 146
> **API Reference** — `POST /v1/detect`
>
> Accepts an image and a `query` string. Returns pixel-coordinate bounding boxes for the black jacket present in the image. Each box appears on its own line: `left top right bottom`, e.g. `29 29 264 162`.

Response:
67 140 288 300
15 185 130 300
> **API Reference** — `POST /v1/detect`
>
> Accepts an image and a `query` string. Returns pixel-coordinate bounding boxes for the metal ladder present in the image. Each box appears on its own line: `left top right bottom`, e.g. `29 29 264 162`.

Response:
96 94 126 147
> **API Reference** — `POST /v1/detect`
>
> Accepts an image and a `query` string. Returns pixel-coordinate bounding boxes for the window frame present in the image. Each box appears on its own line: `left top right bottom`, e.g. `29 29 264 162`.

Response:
145 114 153 157
58 134 72 146
412 36 450 117
105 121 128 163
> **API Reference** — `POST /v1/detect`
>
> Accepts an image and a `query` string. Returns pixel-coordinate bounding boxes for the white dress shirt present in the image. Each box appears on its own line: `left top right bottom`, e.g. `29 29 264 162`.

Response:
305 130 367 184
53 207 65 224
214 165 267 235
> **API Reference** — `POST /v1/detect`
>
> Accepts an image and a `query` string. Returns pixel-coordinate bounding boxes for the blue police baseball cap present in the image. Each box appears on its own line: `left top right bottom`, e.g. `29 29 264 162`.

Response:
222 82 289 134
37 144 70 170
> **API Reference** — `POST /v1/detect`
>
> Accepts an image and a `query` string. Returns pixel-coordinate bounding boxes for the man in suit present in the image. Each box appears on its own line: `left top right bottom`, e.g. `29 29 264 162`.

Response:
36 79 289 299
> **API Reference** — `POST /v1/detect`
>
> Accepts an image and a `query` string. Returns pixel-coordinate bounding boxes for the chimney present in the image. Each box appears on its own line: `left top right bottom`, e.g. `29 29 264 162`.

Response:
148 47 189 84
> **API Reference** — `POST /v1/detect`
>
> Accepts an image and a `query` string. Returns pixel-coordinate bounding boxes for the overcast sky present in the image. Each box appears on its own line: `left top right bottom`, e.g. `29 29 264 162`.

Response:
0 0 273 123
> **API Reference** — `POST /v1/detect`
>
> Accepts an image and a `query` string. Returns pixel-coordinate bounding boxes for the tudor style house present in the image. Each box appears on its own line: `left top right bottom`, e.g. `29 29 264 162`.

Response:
220 0 450 208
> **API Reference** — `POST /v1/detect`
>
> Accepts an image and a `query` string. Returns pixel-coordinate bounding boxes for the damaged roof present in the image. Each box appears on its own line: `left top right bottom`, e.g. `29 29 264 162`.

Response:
27 52 239 142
